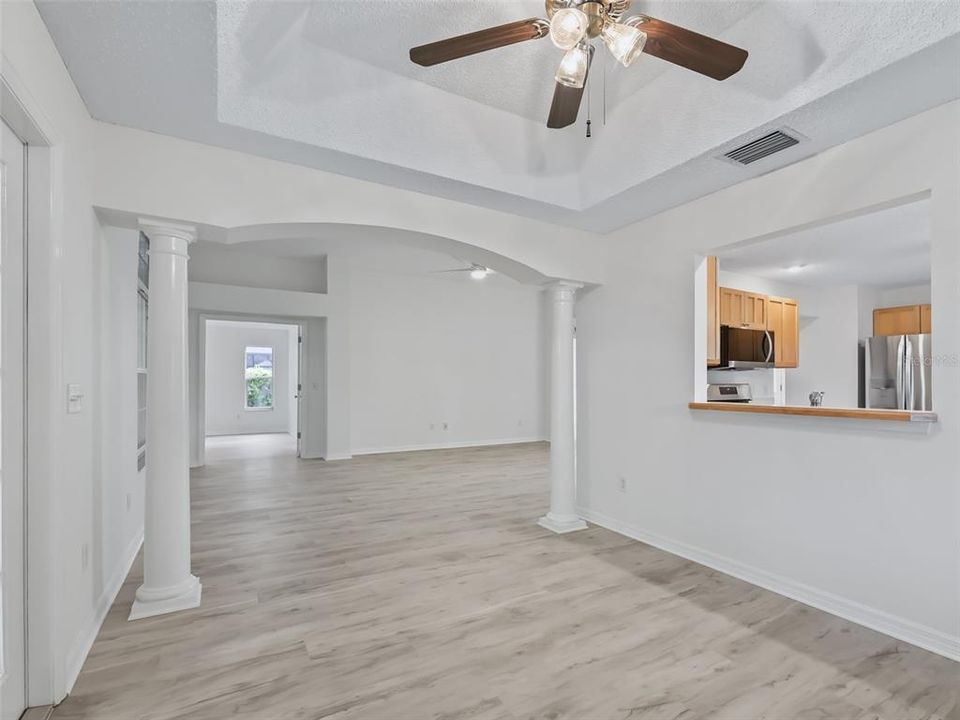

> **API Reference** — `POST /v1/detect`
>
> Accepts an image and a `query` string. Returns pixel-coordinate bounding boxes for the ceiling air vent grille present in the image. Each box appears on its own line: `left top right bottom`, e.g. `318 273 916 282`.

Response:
723 129 801 165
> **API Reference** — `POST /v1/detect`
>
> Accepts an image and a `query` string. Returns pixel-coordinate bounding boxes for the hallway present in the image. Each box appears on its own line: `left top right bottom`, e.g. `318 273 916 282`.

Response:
54 443 956 719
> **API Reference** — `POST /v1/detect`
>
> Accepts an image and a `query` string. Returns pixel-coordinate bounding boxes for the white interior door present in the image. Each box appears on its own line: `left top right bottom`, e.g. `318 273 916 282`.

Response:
0 121 27 719
296 327 303 458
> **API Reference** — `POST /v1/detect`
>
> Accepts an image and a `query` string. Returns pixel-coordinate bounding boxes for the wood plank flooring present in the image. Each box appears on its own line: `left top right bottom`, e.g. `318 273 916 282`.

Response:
52 437 958 719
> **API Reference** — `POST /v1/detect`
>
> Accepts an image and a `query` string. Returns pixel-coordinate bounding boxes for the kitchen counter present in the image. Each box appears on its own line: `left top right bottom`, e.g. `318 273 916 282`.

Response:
689 402 938 423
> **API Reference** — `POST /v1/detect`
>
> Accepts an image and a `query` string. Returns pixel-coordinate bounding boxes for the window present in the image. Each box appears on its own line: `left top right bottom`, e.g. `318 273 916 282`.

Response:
245 346 274 409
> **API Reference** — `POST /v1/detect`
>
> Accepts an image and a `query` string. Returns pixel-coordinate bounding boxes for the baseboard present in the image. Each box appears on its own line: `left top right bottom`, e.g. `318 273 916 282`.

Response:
351 436 547 456
63 530 143 694
322 453 353 461
578 506 960 662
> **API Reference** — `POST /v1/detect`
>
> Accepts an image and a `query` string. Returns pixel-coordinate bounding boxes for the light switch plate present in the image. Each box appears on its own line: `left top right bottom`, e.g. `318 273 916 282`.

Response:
67 383 84 413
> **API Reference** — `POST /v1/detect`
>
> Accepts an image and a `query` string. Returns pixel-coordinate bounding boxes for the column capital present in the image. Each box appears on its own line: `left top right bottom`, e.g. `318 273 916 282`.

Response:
546 280 584 301
138 217 197 244
139 218 196 258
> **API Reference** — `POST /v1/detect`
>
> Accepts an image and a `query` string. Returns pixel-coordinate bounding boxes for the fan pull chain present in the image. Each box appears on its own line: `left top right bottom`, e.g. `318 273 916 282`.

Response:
586 70 592 138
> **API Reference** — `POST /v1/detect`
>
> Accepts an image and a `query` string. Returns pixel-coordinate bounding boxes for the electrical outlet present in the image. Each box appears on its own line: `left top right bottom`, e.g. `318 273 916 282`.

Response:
81 543 89 572
618 476 627 493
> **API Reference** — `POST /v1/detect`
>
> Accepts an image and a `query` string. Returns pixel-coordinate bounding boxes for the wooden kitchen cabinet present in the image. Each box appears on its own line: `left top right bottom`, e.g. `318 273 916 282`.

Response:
706 257 720 367
873 305 921 336
742 292 767 329
719 287 743 327
719 287 767 330
767 296 799 368
920 304 932 333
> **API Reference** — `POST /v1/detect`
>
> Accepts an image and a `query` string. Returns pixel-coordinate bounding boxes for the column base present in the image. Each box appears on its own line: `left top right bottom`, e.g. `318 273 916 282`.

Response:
538 513 588 534
129 575 202 621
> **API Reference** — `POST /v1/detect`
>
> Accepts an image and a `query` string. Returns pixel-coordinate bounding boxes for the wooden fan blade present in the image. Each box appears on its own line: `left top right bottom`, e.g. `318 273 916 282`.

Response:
410 18 548 66
547 83 586 129
547 48 593 129
637 16 748 80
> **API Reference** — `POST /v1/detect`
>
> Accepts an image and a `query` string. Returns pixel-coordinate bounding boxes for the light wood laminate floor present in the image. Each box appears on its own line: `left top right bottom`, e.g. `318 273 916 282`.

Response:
53 437 958 719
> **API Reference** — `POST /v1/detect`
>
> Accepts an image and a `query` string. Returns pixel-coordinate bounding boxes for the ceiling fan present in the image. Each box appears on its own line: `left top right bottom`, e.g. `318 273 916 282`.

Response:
409 0 748 129
433 263 494 280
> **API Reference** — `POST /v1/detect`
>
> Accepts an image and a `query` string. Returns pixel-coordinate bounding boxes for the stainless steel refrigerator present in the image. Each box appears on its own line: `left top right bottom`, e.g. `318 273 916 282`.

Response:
863 334 932 411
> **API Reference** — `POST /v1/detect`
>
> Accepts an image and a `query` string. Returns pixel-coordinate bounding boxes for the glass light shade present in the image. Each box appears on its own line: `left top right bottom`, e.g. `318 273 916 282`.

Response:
549 8 588 50
555 44 591 89
470 267 489 280
601 22 647 67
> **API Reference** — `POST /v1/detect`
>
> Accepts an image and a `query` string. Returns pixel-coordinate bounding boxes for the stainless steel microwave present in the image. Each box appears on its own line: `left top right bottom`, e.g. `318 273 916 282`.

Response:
718 327 775 370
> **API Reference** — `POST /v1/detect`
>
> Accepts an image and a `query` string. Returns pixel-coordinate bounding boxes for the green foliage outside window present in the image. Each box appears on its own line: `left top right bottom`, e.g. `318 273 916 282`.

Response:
245 367 273 408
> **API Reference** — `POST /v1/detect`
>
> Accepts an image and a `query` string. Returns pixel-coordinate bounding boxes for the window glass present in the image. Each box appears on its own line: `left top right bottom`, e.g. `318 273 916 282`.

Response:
137 232 150 288
245 346 274 409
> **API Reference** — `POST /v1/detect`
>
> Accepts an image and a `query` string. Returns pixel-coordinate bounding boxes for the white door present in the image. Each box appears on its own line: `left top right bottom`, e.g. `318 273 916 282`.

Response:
296 328 302 458
0 120 27 720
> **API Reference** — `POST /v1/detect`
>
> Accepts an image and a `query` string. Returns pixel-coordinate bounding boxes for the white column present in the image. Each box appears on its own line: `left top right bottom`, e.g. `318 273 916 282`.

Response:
130 220 202 621
538 282 587 534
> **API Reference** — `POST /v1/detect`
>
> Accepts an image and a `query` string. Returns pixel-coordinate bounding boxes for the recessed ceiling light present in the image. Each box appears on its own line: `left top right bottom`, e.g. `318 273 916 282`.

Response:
470 267 490 280
785 264 808 273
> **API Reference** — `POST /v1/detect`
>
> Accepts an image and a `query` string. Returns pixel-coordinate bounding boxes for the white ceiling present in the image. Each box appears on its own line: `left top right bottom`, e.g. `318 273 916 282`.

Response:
37 1 960 232
717 199 931 288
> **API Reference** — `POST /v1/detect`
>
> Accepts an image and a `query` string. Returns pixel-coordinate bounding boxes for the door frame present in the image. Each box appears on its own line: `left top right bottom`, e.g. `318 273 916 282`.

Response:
2 57 64 705
194 312 320 467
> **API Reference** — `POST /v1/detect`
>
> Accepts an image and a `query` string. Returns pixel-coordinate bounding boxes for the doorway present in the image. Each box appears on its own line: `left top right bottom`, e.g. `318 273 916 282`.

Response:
0 120 27 719
202 319 303 460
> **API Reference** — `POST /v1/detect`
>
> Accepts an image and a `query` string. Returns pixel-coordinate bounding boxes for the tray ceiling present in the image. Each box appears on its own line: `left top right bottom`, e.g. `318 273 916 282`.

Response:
37 0 960 231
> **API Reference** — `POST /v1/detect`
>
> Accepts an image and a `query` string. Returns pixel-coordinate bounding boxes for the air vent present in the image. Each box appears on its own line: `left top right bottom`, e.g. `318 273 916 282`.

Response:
723 129 801 165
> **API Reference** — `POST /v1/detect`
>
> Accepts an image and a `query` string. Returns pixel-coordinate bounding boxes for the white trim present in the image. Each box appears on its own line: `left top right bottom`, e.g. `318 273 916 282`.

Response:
195 313 311 467
351 437 547 456
577 506 960 662
128 576 201 622
2 53 66 706
322 453 354 461
63 532 143 694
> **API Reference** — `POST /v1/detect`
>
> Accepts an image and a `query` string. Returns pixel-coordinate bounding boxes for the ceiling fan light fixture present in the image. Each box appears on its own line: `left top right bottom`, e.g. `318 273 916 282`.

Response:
549 8 589 50
556 43 591 89
601 21 647 67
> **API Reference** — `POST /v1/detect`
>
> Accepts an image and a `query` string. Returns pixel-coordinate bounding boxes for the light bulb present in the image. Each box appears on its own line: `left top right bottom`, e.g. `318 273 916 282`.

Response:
601 22 647 67
549 8 588 50
470 267 489 280
555 44 591 89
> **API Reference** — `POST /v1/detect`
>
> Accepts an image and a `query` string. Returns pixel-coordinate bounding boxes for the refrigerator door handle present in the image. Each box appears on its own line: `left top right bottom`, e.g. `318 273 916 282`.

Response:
896 336 906 410
905 337 915 410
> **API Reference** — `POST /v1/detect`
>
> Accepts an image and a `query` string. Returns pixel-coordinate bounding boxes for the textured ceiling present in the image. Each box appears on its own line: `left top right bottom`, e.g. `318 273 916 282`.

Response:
36 0 960 231
718 199 931 288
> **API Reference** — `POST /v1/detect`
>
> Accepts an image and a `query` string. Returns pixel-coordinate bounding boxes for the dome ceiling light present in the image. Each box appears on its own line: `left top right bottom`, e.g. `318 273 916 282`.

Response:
410 0 748 130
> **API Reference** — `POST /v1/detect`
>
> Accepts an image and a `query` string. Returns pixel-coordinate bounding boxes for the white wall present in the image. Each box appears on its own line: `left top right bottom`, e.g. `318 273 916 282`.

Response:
879 283 932 308
204 323 295 436
99 226 146 587
349 271 547 454
0 1 148 701
190 242 326 293
577 101 960 659
93 122 606 285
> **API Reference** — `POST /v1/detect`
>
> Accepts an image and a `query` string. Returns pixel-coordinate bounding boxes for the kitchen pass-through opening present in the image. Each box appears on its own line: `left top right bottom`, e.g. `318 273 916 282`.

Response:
695 196 934 413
